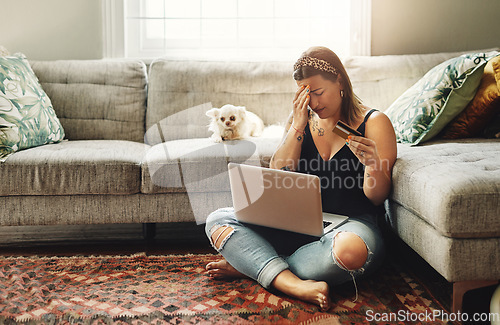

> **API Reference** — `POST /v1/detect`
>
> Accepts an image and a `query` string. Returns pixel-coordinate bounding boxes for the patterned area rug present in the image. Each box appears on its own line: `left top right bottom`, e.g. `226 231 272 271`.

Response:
0 253 451 324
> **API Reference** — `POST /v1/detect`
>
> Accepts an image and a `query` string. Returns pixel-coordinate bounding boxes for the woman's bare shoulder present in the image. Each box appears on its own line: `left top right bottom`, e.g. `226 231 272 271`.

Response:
365 109 396 146
365 109 393 130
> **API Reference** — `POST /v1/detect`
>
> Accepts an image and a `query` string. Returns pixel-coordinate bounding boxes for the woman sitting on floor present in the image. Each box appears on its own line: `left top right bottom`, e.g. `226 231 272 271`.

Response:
204 46 397 311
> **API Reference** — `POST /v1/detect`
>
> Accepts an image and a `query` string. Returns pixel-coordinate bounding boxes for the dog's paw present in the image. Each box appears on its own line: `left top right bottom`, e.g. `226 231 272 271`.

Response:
210 134 223 143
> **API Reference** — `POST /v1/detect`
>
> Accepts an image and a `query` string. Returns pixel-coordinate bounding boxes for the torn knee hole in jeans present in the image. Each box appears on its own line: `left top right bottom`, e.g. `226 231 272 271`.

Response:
209 224 235 250
332 231 373 303
331 231 372 273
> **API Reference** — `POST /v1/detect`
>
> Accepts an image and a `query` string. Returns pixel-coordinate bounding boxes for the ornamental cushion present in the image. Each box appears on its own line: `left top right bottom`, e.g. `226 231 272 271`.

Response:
0 140 149 195
440 55 500 139
390 139 500 238
0 53 65 161
483 113 500 138
386 51 500 145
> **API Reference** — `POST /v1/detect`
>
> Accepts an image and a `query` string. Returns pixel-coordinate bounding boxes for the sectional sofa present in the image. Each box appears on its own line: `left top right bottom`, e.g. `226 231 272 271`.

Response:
0 49 498 312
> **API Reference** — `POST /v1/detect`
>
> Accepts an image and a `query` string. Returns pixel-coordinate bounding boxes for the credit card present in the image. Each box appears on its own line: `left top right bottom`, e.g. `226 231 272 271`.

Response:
333 120 362 140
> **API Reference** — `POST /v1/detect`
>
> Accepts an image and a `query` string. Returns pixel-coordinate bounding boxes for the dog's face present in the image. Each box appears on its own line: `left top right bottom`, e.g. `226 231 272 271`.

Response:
206 105 247 130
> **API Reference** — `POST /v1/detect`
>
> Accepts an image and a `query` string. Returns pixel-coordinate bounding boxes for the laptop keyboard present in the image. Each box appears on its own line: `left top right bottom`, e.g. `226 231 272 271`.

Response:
323 221 333 228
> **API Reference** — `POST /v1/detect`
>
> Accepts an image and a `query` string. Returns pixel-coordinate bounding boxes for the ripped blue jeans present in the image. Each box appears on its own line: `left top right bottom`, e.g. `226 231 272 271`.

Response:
205 207 385 291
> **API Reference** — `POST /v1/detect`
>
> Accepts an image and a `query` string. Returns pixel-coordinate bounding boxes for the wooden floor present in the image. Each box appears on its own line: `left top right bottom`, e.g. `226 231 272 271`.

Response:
0 222 496 323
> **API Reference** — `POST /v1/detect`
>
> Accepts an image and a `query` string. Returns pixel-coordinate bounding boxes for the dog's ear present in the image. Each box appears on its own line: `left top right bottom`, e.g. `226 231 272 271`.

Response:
236 106 247 118
206 108 219 118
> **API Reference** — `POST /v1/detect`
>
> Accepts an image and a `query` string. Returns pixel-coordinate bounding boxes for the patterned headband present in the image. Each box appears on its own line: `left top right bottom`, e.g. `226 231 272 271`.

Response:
293 56 338 75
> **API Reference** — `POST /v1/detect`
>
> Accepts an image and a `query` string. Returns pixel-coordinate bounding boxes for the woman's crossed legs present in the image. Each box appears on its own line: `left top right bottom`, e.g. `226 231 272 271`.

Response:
205 207 383 311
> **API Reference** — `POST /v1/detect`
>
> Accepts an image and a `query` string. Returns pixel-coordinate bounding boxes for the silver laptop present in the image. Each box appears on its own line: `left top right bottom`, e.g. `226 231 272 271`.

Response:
228 163 348 237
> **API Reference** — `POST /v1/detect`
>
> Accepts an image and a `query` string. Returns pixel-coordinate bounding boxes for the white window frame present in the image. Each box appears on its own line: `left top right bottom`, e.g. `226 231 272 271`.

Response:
103 0 125 58
103 0 371 60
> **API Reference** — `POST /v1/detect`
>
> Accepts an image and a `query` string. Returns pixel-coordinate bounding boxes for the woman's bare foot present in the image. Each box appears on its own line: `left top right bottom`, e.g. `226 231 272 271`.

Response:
297 280 331 311
206 259 246 279
272 270 331 311
206 261 330 311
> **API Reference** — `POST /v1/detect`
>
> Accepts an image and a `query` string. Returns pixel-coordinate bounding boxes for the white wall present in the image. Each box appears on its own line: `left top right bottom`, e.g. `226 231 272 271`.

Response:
0 0 498 60
371 0 500 55
0 0 102 60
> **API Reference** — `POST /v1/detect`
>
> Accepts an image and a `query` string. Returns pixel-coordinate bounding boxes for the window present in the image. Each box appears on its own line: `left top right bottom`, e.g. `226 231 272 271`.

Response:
103 0 371 60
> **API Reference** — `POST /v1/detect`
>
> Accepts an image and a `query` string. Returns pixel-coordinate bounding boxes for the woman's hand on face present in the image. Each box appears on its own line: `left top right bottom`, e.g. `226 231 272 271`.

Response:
346 135 381 168
292 85 310 131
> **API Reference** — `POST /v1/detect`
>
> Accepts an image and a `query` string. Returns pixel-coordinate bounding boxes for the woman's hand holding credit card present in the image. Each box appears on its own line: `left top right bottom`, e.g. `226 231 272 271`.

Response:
332 120 362 139
334 120 381 171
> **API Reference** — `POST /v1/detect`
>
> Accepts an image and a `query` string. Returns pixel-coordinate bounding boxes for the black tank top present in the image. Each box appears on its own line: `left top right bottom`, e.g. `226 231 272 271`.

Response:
297 109 383 219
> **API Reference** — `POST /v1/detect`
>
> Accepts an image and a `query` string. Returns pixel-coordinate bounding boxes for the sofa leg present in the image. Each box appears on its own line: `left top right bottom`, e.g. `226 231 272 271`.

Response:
453 280 499 313
142 223 156 241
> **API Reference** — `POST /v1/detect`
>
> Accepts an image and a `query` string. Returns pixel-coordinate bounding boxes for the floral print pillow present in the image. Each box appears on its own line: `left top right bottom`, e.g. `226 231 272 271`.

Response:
0 53 65 161
386 51 500 145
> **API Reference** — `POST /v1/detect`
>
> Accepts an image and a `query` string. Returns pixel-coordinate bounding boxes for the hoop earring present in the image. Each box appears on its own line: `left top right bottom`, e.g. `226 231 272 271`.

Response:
340 90 344 98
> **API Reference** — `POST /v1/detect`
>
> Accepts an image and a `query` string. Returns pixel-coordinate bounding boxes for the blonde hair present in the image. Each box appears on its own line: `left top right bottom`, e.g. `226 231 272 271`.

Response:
293 46 364 125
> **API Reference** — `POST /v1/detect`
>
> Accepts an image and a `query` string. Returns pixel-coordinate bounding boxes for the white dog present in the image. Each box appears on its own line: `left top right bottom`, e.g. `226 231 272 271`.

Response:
206 104 264 142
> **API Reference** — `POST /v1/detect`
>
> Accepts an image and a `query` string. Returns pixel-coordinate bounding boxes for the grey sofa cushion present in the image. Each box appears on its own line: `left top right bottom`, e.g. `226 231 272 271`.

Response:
0 193 226 226
0 140 150 195
146 60 295 144
31 60 147 142
142 137 281 194
145 51 474 146
386 200 500 282
390 139 500 238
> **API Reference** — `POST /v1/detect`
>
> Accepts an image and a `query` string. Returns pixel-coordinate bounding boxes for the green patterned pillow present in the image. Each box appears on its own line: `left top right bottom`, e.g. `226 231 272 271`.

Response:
0 53 65 161
386 51 500 145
